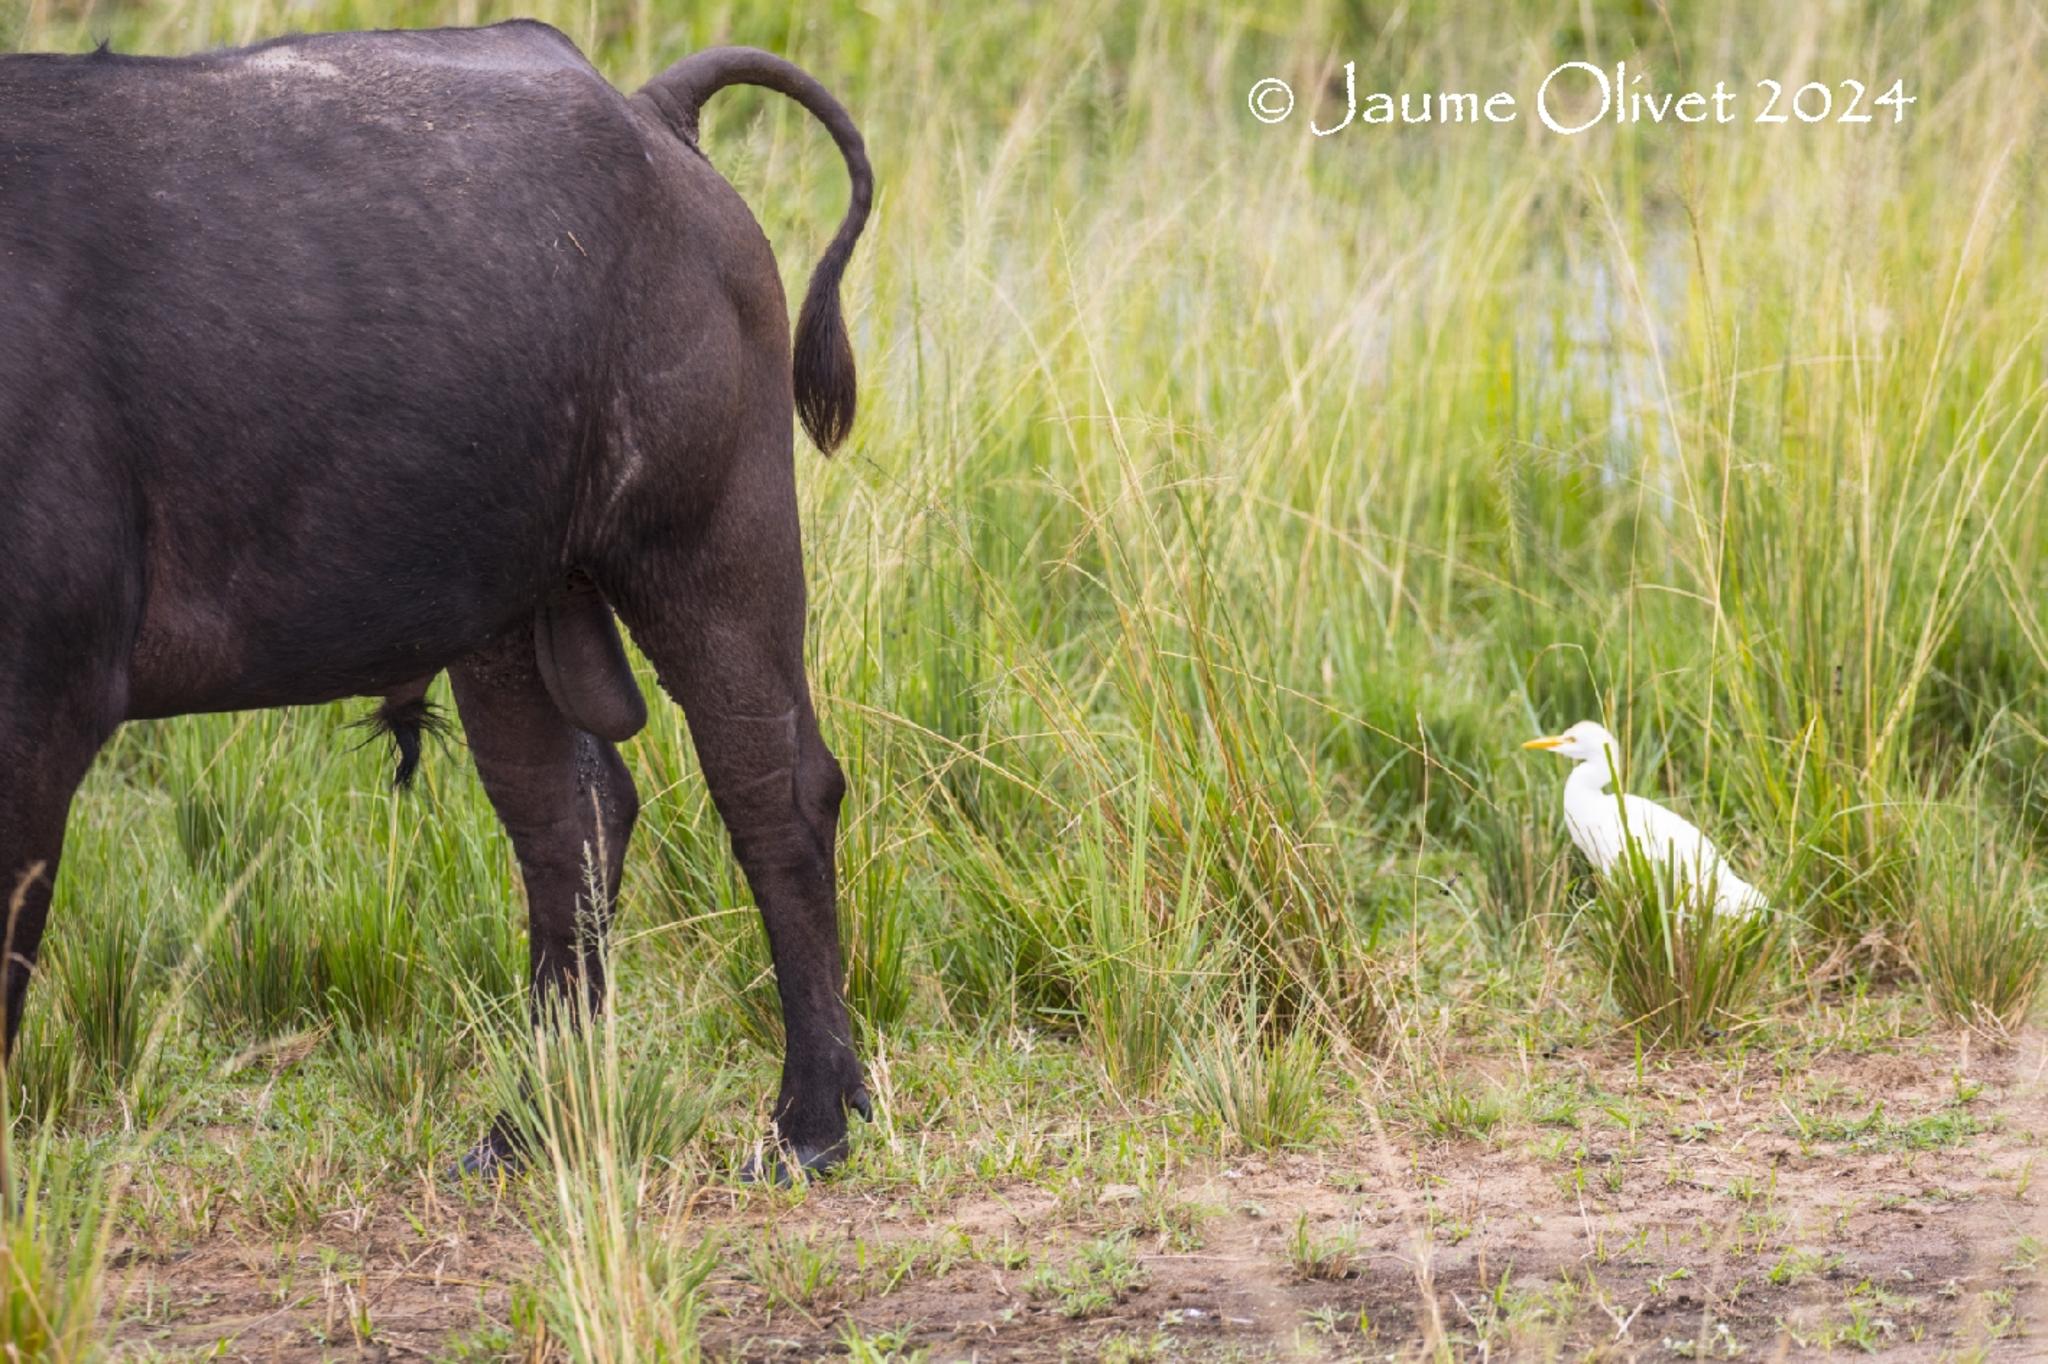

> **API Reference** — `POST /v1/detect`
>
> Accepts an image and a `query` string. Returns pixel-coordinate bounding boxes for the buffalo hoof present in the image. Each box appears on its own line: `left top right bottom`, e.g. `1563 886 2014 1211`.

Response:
453 1121 527 1181
738 1140 840 1187
739 1087 873 1185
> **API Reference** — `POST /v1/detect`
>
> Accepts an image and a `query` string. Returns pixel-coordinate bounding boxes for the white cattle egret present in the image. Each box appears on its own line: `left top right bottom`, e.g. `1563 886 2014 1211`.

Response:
1522 721 1767 919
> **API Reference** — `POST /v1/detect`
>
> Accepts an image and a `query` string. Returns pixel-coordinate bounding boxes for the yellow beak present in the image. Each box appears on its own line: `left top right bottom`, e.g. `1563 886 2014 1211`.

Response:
1522 736 1565 751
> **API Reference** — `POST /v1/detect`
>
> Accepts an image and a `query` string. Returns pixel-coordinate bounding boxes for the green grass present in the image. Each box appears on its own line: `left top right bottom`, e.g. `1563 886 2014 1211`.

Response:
1177 1008 1328 1152
1577 840 1782 1046
1907 815 2048 1036
1025 1232 1147 1320
0 1125 113 1361
1285 1214 1361 1283
4 0 2048 1355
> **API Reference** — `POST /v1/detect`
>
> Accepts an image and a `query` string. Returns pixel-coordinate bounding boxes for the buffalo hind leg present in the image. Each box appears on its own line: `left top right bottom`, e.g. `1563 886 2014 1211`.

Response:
0 727 105 1060
0 669 118 1061
450 630 638 1171
1 419 130 1064
606 465 868 1178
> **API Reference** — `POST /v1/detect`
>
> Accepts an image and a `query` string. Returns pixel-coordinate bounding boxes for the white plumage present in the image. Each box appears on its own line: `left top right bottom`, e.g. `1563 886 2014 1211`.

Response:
1523 721 1767 920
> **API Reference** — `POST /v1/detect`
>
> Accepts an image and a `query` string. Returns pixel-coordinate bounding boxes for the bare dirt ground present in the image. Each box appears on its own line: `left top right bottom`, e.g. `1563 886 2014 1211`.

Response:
109 1030 2048 1361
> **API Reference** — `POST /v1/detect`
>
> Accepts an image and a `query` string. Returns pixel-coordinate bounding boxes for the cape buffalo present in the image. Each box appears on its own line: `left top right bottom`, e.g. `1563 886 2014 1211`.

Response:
0 21 872 1174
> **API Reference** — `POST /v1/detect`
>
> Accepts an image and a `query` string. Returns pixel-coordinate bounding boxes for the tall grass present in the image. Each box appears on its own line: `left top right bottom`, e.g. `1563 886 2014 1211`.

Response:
1465 766 1576 957
1908 818 2048 1037
17 0 2040 1064
0 877 158 1363
0 1126 112 1361
475 992 720 1359
1178 1008 1328 1152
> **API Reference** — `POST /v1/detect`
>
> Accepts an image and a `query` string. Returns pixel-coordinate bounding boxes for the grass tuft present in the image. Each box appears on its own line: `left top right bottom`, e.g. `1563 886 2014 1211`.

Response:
1177 1012 1327 1153
0 1133 111 1361
1908 825 2048 1038
1577 843 1779 1048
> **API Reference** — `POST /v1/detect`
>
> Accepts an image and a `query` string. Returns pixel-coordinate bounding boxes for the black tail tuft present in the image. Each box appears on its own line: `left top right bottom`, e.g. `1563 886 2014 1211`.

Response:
793 246 859 452
358 695 448 789
638 46 870 454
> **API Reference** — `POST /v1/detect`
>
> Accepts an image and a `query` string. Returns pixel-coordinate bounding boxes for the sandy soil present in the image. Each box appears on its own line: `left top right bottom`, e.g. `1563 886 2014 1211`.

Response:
108 1031 2048 1361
